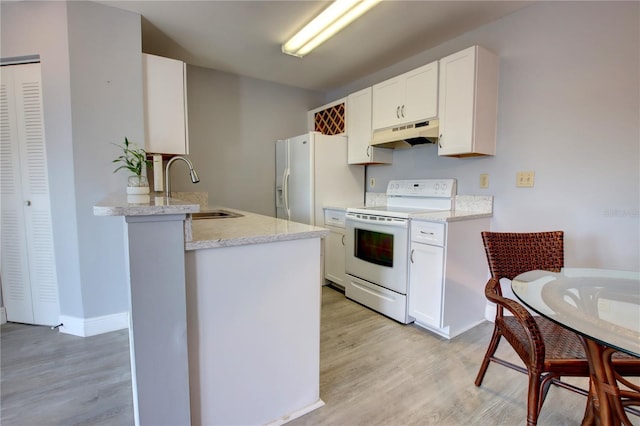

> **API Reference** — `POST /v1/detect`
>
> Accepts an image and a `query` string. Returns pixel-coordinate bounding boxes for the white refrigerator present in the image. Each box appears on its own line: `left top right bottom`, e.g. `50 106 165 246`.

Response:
276 132 364 226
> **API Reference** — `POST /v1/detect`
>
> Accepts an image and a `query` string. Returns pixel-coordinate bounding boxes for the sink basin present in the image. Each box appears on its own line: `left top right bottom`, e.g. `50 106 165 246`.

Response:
192 210 243 220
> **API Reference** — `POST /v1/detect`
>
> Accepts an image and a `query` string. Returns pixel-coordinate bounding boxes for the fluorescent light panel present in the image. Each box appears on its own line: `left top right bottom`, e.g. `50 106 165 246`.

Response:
282 0 381 58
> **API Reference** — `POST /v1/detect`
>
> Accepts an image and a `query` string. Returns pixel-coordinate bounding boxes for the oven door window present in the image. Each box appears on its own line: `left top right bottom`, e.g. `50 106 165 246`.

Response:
354 228 394 267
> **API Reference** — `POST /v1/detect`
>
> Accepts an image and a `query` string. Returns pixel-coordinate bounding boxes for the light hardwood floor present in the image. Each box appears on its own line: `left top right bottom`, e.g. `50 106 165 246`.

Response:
1 286 615 425
1 320 133 425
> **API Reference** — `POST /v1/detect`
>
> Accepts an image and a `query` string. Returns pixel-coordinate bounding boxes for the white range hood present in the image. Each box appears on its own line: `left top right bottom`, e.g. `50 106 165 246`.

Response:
370 119 439 149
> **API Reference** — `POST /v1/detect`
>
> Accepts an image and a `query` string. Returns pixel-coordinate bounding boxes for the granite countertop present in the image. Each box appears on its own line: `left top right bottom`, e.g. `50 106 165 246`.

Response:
325 195 494 222
411 210 493 222
93 193 200 216
412 195 494 222
185 206 328 251
323 203 360 212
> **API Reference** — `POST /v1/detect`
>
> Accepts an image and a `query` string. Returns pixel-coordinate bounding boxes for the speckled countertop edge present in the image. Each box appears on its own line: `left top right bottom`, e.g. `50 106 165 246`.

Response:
185 206 328 251
93 193 200 216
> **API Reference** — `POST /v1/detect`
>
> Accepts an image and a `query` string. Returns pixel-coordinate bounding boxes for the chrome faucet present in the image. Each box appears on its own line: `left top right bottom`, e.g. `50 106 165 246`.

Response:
165 156 200 198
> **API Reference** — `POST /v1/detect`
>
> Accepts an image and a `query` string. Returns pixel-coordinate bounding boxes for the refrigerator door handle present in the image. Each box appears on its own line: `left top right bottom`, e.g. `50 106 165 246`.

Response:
283 169 290 219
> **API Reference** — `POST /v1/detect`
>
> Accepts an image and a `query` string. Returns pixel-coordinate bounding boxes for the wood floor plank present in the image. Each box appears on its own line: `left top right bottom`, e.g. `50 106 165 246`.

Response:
2 286 632 425
1 322 133 426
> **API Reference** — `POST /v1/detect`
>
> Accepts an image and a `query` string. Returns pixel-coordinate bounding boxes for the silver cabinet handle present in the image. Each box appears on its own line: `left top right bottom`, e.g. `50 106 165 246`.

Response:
341 235 345 246
25 200 31 206
419 231 435 236
366 145 371 157
410 249 415 263
396 106 400 119
401 105 405 118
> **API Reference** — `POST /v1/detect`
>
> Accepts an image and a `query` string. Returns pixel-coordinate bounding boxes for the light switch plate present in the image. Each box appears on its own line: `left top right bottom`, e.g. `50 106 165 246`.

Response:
516 171 535 187
479 174 489 189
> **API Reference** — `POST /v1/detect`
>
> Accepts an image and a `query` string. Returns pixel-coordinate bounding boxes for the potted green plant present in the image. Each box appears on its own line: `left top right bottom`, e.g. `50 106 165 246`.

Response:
112 137 152 195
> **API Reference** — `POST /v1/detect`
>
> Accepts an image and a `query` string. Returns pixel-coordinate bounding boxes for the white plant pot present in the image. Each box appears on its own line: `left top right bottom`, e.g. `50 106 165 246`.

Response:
127 175 150 195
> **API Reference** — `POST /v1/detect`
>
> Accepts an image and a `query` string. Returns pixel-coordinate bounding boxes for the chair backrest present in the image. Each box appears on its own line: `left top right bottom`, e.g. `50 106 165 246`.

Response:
481 231 564 281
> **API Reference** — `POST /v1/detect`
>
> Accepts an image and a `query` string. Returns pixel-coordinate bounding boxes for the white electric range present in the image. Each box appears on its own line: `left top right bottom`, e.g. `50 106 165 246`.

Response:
344 179 457 323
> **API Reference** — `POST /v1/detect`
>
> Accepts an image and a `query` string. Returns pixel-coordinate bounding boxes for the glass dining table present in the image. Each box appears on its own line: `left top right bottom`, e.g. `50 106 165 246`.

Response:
512 268 640 425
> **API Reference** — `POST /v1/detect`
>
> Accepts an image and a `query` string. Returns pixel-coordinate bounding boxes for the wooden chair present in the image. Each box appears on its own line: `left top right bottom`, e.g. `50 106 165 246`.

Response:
474 231 640 426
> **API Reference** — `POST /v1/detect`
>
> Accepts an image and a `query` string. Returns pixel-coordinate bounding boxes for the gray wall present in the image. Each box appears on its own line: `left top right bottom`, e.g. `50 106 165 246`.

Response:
2 1 143 319
329 2 640 271
170 65 324 216
2 1 638 325
67 2 144 317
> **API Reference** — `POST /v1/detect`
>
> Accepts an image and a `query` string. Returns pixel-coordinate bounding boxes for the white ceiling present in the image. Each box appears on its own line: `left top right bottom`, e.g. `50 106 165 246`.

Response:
101 1 531 92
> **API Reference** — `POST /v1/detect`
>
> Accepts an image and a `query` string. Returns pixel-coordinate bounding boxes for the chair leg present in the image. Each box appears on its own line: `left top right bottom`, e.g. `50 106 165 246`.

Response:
527 372 542 426
475 326 502 386
538 373 557 414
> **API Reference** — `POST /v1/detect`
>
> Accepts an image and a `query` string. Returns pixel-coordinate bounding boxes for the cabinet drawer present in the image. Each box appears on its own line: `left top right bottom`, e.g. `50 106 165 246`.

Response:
411 221 445 246
324 209 346 228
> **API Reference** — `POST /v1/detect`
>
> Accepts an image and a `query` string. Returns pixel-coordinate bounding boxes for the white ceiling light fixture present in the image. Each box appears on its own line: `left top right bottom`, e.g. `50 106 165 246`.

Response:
282 0 382 58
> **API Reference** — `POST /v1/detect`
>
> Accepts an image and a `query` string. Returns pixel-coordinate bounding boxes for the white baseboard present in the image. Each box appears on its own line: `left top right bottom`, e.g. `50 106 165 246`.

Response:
59 311 129 337
265 399 325 426
0 307 6 324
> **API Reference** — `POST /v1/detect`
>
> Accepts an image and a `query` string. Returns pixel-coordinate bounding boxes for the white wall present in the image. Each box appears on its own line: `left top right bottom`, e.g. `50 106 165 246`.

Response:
66 1 144 317
2 1 83 317
1 1 143 321
170 65 324 216
330 2 640 271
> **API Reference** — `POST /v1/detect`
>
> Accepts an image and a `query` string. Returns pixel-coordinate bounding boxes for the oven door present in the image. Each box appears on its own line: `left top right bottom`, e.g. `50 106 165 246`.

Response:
345 213 409 294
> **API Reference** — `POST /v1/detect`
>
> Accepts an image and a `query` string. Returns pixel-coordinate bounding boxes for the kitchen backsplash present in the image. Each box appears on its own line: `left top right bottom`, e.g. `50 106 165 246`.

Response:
171 191 209 207
365 192 387 207
455 195 493 212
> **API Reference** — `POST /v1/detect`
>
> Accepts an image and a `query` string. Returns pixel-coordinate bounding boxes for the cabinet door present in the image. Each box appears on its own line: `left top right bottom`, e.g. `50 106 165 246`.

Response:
408 242 444 328
438 47 476 156
372 75 404 130
324 228 346 287
438 46 499 157
143 53 189 155
403 61 438 123
347 88 392 165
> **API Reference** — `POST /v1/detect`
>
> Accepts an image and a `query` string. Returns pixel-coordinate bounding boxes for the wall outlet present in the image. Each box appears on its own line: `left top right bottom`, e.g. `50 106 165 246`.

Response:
516 171 535 187
479 173 489 189
369 178 375 188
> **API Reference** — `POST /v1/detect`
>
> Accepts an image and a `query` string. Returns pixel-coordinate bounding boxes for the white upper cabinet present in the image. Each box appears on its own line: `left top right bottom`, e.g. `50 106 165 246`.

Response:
143 53 189 155
372 61 438 131
347 87 392 165
437 46 499 157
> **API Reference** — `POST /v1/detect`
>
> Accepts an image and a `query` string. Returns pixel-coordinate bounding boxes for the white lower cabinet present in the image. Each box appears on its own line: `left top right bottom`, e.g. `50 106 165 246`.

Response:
408 240 444 328
324 209 346 288
408 218 490 339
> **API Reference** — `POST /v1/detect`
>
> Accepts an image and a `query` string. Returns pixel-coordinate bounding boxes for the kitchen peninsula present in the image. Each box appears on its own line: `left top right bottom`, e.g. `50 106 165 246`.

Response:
94 194 328 426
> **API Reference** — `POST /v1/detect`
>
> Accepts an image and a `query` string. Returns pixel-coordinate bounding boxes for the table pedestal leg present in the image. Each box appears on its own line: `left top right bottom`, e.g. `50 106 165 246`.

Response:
580 337 640 426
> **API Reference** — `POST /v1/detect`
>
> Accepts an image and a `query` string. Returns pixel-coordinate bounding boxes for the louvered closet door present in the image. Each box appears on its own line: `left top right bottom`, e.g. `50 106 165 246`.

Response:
1 63 59 326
